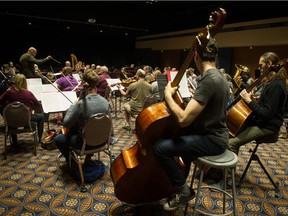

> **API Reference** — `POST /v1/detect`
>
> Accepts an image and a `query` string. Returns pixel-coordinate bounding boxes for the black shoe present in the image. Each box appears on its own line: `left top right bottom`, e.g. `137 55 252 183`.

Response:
163 188 195 211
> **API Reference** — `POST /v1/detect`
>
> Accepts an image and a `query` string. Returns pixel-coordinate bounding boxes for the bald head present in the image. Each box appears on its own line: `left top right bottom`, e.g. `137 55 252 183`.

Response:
28 47 37 56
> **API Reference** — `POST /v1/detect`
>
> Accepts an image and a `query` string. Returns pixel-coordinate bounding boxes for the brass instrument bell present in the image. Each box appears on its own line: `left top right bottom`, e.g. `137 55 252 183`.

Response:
232 64 250 94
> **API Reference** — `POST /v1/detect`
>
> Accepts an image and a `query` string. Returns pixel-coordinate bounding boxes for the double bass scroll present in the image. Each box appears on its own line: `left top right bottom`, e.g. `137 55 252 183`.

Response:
110 8 227 205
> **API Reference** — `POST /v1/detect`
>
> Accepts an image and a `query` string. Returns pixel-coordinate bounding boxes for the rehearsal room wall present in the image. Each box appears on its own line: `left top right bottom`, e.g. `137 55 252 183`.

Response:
135 17 288 76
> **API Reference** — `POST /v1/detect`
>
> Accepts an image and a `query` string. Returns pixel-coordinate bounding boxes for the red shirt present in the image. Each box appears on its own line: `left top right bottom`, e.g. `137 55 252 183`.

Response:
0 87 40 112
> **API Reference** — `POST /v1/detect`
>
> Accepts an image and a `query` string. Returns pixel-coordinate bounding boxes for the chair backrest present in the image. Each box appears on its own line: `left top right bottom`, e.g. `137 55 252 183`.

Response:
3 101 31 129
143 94 158 109
83 113 112 147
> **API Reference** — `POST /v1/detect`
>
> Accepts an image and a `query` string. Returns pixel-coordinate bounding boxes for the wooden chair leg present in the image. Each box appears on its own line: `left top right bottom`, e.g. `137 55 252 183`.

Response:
77 158 87 192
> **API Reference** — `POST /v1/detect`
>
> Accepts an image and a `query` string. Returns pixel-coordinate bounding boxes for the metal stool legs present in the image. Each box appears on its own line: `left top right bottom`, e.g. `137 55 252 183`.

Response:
185 162 237 216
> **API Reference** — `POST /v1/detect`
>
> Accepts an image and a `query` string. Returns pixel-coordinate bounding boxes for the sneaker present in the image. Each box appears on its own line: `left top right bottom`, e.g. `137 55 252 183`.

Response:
163 188 195 211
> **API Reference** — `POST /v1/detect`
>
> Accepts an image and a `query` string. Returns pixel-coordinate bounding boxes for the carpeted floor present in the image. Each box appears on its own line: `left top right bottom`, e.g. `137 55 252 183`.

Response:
0 97 288 215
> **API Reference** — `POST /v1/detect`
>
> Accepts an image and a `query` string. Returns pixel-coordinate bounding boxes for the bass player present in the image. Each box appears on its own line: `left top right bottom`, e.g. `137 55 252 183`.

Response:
153 37 230 211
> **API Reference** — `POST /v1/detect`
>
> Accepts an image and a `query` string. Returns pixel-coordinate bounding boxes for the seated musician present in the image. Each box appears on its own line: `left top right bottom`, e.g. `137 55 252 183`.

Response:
119 67 129 81
150 70 162 101
53 66 79 124
116 69 152 131
212 52 287 188
96 65 111 98
53 69 112 165
55 66 78 91
0 63 16 95
153 37 230 211
0 73 44 145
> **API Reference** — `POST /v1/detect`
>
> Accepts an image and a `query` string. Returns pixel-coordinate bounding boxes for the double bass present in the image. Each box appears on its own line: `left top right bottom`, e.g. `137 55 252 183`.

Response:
110 8 227 204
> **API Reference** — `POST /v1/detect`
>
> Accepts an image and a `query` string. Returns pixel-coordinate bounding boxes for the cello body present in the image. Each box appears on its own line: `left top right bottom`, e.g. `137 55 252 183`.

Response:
110 8 227 205
226 99 252 137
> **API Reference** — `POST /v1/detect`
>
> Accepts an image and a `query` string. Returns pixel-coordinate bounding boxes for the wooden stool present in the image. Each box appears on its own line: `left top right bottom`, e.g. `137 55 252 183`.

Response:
185 149 238 216
238 133 280 197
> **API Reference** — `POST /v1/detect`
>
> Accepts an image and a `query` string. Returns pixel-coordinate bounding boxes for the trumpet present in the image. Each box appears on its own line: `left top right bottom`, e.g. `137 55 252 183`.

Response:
232 64 250 94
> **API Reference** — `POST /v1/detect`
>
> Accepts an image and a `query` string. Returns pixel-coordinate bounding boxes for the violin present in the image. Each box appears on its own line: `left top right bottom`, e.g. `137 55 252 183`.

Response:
120 76 137 87
109 76 138 88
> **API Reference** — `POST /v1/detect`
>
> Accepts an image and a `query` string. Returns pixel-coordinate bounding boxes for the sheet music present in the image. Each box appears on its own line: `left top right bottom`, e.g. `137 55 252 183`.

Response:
106 78 124 91
40 91 77 113
27 85 43 100
72 74 81 83
53 72 62 76
42 84 58 92
167 71 191 98
28 84 58 100
27 78 42 86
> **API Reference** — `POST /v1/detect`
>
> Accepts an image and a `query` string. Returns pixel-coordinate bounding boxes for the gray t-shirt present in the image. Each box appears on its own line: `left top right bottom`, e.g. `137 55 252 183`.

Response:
126 80 151 112
192 68 230 148
63 94 110 131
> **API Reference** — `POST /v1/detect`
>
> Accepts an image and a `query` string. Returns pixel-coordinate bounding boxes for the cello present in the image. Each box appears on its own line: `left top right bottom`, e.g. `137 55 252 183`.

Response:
110 8 227 204
226 58 288 137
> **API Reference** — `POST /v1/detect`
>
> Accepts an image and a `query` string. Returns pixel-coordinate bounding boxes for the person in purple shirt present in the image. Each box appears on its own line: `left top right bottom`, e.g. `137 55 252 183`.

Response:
0 74 44 145
55 66 78 91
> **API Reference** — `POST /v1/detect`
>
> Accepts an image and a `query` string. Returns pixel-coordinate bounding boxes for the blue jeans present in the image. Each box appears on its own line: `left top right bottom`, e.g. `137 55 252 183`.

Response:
54 132 83 162
31 113 44 142
153 134 226 187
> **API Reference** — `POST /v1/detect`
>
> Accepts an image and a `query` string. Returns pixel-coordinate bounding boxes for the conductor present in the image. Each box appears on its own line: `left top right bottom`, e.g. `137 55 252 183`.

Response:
19 47 52 78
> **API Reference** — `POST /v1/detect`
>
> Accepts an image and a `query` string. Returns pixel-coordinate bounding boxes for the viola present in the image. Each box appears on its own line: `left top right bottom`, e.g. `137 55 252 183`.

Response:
110 8 227 204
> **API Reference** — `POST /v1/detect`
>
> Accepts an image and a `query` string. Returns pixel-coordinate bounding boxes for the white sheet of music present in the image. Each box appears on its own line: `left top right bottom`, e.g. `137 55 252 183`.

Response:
40 91 77 113
28 84 58 100
53 72 62 76
42 84 58 92
106 78 124 91
72 74 81 83
27 85 43 100
168 71 191 98
27 78 42 86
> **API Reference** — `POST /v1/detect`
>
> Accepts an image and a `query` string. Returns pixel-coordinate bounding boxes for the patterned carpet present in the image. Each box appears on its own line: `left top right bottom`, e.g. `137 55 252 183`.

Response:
0 96 288 216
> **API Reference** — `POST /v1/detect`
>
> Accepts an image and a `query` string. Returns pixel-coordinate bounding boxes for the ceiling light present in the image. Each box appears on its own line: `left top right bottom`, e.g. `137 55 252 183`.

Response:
88 18 96 23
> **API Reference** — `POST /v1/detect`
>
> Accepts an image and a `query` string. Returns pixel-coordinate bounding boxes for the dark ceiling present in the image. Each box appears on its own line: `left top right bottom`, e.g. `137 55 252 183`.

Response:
0 1 287 67
1 1 287 37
